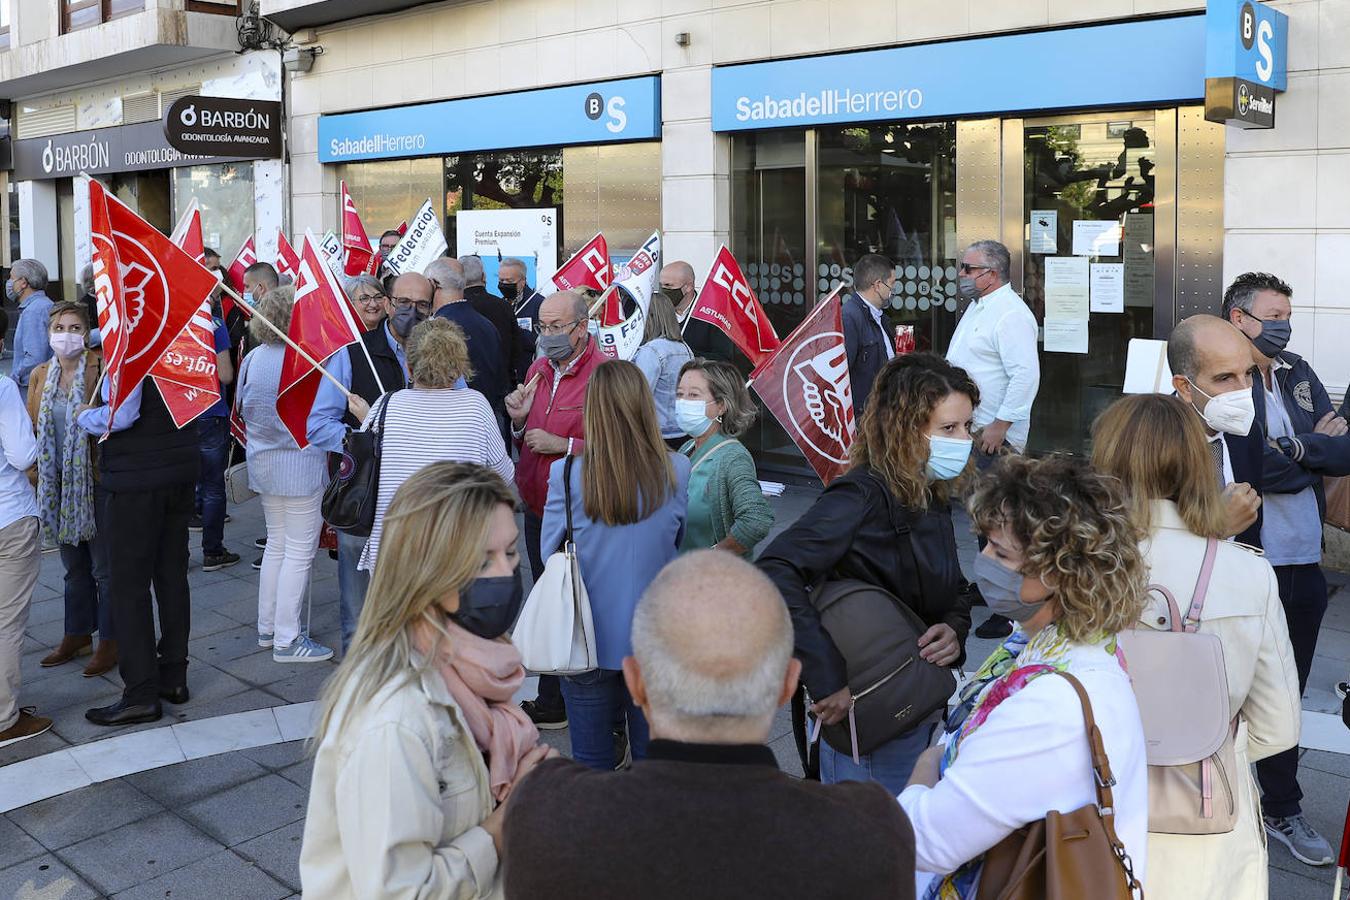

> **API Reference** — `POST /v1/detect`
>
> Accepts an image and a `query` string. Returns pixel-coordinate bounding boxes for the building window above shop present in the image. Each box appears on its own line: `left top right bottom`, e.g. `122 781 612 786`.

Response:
0 0 11 51
186 0 242 14
61 0 142 33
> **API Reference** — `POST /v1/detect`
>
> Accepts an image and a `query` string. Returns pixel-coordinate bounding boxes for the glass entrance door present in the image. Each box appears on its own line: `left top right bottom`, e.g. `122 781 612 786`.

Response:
1019 112 1161 455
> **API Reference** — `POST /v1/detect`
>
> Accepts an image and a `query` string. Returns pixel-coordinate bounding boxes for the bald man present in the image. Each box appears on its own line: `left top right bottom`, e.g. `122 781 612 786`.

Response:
504 551 916 899
1167 314 1263 543
660 260 736 363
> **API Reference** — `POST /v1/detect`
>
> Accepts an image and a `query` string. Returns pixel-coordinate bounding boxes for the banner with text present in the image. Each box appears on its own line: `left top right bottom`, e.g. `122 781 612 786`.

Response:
384 199 449 277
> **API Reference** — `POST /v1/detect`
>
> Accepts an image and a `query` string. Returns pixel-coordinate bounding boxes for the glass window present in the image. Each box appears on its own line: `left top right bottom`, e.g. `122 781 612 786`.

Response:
1021 114 1157 455
0 0 11 51
172 163 255 263
336 157 443 248
62 0 142 33
445 148 563 260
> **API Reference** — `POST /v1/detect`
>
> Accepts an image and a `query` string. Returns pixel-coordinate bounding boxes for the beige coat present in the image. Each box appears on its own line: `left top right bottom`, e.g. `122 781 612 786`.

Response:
300 658 502 900
1138 500 1301 900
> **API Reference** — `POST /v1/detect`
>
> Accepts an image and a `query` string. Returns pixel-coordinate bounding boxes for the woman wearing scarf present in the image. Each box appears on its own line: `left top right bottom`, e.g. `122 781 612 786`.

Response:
26 301 113 677
899 455 1150 899
301 462 554 899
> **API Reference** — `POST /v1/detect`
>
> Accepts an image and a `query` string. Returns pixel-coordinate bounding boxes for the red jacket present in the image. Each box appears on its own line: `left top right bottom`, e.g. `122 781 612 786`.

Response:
515 338 603 516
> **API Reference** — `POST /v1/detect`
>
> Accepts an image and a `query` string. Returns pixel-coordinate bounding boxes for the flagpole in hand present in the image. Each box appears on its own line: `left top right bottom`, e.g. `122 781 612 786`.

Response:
217 282 354 399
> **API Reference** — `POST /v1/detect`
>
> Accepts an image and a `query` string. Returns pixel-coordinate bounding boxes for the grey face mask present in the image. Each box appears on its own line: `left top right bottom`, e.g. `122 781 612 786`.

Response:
538 332 576 363
974 552 1050 624
957 276 981 300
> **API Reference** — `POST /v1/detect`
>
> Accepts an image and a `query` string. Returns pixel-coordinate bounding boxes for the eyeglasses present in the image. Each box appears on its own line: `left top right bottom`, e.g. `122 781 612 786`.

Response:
958 263 992 274
536 318 582 336
354 293 386 306
390 297 432 314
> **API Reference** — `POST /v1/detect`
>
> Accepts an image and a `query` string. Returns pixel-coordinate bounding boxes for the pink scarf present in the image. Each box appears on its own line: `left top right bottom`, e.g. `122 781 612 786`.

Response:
412 618 539 801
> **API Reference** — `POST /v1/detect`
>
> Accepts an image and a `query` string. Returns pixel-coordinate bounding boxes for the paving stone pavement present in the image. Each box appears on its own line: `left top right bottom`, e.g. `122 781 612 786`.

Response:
2 490 1349 898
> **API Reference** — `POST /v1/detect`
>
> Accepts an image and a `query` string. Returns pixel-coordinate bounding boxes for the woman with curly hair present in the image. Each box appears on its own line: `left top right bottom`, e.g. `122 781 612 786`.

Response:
758 352 977 792
899 454 1150 900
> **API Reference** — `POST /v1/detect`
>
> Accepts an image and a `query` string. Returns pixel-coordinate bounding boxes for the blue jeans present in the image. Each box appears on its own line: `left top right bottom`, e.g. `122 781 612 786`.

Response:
560 668 649 770
818 713 941 795
336 528 370 653
58 538 112 639
196 416 229 555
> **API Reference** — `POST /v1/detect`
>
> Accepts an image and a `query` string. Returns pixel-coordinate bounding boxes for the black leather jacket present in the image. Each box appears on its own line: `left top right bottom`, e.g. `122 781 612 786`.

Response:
757 467 970 699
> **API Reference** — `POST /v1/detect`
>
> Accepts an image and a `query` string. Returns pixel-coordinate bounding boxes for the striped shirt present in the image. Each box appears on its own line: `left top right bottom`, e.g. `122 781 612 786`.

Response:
359 387 514 572
238 344 329 497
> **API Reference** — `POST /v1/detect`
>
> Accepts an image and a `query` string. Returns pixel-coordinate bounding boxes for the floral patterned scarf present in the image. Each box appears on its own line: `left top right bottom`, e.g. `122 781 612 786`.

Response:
924 624 1123 900
36 356 95 546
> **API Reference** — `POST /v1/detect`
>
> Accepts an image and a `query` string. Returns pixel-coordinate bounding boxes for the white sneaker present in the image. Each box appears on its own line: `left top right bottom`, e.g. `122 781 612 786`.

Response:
273 635 334 663
1264 814 1334 866
258 633 273 649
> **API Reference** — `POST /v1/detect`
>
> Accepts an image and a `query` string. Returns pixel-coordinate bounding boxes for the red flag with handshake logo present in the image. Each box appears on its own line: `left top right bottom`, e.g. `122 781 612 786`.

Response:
691 246 781 367
89 179 219 434
551 233 611 292
749 286 855 484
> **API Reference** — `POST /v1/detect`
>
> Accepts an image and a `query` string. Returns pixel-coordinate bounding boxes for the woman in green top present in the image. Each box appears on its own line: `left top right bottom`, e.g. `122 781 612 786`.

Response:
674 359 774 556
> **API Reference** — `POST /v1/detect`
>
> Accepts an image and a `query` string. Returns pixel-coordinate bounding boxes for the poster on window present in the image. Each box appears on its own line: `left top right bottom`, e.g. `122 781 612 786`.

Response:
455 209 558 293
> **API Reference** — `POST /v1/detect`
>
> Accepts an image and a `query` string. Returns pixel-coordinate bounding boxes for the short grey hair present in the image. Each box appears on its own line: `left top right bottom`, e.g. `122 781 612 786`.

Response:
458 255 485 286
632 552 792 728
499 257 526 277
11 259 48 292
343 274 384 302
966 240 1011 283
679 358 757 437
78 264 95 296
425 257 466 293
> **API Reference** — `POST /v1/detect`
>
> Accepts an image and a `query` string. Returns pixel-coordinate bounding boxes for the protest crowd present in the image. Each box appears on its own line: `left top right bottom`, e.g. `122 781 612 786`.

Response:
2 179 1346 900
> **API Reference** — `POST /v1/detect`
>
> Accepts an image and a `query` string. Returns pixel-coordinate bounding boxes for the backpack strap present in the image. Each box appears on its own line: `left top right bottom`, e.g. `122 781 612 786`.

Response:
1144 584 1185 633
1182 538 1219 633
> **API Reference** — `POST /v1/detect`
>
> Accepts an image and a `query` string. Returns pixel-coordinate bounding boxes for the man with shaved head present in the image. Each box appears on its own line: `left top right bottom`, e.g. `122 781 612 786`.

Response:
504 551 916 899
1167 314 1264 544
507 290 603 730
660 259 735 362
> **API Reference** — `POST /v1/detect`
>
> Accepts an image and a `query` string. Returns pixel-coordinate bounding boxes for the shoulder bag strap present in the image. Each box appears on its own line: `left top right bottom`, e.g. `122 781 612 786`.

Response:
1182 537 1220 632
862 468 927 605
372 388 398 460
690 437 735 474
1056 671 1144 897
563 454 576 547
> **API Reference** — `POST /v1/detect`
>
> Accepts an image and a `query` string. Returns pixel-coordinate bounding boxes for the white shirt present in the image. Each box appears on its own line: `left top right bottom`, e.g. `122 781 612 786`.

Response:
0 375 38 532
866 299 895 360
945 282 1040 451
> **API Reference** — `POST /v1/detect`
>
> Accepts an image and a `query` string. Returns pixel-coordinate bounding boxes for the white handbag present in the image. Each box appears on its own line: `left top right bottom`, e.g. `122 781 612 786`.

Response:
511 456 598 675
224 437 257 504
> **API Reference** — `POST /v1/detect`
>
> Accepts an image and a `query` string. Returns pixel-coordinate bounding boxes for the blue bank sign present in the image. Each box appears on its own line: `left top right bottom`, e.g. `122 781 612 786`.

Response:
318 76 660 164
1205 0 1288 90
712 17 1207 132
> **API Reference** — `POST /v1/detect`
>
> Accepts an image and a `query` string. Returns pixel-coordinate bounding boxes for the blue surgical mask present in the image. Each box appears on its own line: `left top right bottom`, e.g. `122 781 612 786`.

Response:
925 434 972 481
974 553 1050 624
242 290 255 307
4 279 17 302
675 398 714 438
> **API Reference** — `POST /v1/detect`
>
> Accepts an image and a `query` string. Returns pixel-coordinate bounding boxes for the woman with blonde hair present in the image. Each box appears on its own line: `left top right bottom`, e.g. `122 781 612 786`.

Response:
1092 393 1299 900
541 359 690 769
758 352 975 792
900 455 1150 899
632 293 693 448
301 462 554 899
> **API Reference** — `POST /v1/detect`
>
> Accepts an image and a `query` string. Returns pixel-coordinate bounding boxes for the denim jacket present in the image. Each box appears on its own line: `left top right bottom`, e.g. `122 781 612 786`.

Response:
633 338 693 439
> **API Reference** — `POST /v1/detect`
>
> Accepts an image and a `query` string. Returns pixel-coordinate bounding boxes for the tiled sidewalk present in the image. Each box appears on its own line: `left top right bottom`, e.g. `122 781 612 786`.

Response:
2 491 1350 898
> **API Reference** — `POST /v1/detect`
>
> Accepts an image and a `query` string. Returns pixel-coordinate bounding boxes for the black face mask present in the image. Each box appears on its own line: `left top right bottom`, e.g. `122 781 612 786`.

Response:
450 569 524 639
497 281 520 301
661 286 685 307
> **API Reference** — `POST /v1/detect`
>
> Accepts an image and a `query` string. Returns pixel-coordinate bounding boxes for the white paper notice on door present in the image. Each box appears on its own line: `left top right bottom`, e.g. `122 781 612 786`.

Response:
1044 317 1089 354
1089 263 1125 313
1044 256 1090 320
1030 210 1057 254
1072 220 1122 257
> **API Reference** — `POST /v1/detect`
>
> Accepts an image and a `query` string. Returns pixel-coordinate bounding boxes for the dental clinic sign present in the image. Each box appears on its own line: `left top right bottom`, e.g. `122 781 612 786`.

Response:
1204 0 1287 129
165 96 282 158
12 121 240 181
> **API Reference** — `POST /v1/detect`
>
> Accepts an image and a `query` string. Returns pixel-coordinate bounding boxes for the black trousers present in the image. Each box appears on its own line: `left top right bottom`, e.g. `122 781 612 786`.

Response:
105 484 194 706
523 508 564 714
1256 562 1328 818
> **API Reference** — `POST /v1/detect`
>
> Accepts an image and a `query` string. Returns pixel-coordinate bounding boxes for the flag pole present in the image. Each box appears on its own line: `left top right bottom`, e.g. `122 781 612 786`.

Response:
218 283 354 398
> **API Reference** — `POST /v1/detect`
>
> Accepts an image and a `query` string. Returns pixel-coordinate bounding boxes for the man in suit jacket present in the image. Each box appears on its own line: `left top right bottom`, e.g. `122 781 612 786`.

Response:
1167 314 1264 545
503 551 915 900
461 254 532 384
842 253 896 418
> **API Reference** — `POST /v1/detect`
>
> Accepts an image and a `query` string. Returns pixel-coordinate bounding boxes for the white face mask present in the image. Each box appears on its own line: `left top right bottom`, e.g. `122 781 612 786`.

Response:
49 332 85 359
1188 379 1256 437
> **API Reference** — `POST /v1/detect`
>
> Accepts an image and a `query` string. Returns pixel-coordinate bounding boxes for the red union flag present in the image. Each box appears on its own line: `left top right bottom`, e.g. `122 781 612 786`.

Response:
749 287 854 484
340 180 378 277
276 230 301 282
277 231 365 448
90 180 218 431
150 299 221 428
169 199 206 264
551 233 610 293
224 235 256 321
692 246 781 367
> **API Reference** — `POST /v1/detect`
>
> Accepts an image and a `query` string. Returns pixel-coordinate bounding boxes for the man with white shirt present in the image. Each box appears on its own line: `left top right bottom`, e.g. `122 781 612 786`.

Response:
842 254 896 418
945 240 1039 639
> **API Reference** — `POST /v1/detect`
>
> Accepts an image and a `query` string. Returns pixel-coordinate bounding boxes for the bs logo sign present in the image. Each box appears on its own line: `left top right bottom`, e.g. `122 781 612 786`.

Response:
583 91 628 134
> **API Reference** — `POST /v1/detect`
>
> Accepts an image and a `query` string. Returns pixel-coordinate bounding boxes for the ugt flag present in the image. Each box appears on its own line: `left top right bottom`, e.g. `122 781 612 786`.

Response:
691 246 781 368
597 231 660 361
340 181 379 277
749 286 854 484
224 235 256 320
90 179 219 432
276 231 366 448
276 230 301 283
551 233 611 293
149 298 221 429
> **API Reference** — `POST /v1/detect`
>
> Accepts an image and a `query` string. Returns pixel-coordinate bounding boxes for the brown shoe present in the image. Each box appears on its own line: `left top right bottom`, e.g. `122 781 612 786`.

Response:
40 635 92 667
82 639 118 678
0 708 53 749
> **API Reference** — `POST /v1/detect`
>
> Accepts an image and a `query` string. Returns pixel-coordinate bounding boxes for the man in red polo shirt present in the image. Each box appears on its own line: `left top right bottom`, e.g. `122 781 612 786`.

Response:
506 290 602 728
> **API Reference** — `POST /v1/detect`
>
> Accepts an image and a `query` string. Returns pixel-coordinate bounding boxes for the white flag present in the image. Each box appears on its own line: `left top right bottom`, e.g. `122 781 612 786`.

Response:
384 199 449 277
598 231 660 361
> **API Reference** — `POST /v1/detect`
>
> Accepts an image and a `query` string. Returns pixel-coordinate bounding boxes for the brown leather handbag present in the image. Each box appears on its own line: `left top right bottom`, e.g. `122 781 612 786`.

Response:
976 672 1144 900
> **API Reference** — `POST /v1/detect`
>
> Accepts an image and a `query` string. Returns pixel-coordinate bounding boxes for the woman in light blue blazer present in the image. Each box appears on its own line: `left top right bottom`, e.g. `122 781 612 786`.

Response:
541 360 689 770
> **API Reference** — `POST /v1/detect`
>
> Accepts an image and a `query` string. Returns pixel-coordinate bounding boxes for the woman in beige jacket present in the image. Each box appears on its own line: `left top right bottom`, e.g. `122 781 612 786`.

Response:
301 462 554 900
1093 394 1301 900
